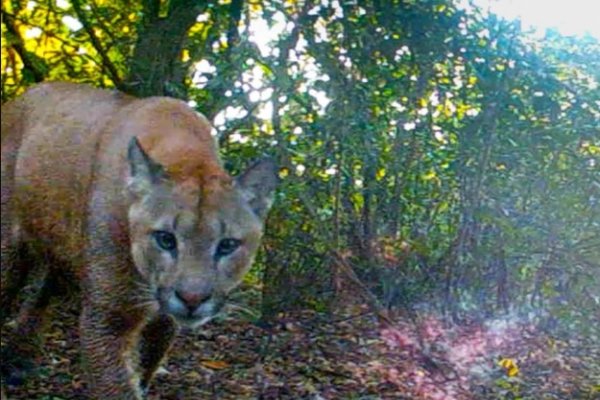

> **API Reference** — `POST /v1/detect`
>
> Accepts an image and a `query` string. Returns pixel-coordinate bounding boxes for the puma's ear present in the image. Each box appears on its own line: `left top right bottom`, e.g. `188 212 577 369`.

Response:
236 159 278 219
127 136 168 194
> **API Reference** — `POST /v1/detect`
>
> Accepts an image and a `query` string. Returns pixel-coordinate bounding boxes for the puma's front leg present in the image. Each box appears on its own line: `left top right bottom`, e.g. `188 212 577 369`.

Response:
139 314 177 393
80 303 145 399
80 291 155 400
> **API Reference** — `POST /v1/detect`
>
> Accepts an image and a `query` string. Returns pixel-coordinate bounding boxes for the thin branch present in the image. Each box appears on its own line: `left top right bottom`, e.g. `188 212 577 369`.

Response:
295 189 393 327
226 0 243 49
87 1 120 45
1 11 46 83
71 0 123 89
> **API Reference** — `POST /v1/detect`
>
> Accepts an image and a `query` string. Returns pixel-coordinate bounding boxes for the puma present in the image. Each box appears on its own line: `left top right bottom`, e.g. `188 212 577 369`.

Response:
0 82 277 399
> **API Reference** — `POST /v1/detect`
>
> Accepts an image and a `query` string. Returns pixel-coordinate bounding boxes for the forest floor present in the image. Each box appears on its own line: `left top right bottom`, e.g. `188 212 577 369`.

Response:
2 297 599 400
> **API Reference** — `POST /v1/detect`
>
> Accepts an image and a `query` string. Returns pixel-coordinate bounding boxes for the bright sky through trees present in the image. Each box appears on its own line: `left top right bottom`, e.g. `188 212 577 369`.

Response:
474 0 600 38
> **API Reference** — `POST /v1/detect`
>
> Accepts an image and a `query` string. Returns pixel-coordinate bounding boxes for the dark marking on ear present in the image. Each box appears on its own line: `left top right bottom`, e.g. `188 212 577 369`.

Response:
127 136 167 184
236 158 279 219
219 220 227 237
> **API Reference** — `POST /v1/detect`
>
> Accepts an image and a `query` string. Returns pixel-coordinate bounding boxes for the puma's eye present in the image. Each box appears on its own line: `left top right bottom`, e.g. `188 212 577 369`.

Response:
152 231 178 252
215 238 241 258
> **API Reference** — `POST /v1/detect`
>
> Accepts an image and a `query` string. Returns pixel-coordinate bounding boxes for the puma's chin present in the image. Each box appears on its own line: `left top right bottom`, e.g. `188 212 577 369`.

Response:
177 315 216 330
158 303 217 329
157 288 222 328
167 302 218 326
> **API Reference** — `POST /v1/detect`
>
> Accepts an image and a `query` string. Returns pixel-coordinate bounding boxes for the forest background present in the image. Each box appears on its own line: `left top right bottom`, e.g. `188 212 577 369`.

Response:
1 0 599 398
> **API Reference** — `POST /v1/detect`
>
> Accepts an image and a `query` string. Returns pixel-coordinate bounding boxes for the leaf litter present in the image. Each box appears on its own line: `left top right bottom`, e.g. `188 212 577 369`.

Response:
3 302 599 399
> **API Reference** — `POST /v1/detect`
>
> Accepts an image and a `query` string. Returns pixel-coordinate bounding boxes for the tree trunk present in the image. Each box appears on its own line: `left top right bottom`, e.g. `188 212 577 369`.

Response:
124 0 206 98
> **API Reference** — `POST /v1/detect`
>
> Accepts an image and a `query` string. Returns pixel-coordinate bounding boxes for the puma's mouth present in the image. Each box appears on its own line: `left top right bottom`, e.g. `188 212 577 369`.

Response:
157 287 224 328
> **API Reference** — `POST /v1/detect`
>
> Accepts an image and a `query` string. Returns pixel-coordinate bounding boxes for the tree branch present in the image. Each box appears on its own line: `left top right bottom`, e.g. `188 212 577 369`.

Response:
1 11 47 83
71 0 123 89
227 0 243 49
124 0 206 98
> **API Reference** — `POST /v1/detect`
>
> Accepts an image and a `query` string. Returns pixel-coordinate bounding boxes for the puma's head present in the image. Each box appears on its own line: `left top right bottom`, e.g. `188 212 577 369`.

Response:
126 137 277 328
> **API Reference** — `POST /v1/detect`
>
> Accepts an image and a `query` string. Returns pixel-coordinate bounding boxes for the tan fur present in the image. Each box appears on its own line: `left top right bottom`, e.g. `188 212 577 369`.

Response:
1 82 277 399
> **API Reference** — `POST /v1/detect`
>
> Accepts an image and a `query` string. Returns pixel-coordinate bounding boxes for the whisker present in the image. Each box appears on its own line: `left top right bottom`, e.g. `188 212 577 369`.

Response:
221 303 260 320
129 300 160 311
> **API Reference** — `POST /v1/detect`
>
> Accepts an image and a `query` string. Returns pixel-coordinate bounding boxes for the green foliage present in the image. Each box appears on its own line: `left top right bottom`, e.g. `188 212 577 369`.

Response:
2 0 598 325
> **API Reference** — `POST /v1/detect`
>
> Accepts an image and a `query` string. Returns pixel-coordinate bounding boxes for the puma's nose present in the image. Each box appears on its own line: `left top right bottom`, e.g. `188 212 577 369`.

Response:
175 290 211 311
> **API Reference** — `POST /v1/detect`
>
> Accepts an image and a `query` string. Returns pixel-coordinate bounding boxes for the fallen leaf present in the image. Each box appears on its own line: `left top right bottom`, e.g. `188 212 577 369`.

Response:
201 360 230 370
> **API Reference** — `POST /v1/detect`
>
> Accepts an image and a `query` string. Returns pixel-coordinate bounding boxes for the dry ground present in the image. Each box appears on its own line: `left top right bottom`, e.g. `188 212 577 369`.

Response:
2 301 599 399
